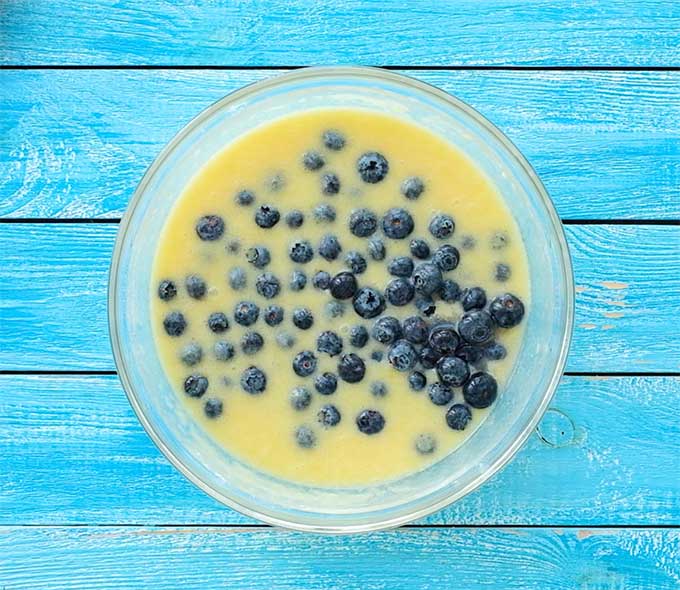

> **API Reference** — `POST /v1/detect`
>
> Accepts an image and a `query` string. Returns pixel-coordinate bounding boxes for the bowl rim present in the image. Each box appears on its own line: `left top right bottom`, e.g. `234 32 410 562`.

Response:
109 65 575 534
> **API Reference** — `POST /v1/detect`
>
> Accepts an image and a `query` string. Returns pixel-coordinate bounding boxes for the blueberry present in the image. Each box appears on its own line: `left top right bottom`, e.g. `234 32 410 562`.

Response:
388 256 414 277
321 173 341 195
387 339 418 372
432 244 460 272
428 214 455 239
318 404 341 427
461 287 487 311
357 152 389 184
371 316 402 345
292 308 314 330
370 381 388 397
408 371 427 391
184 374 209 398
289 270 307 292
317 331 343 357
186 275 207 299
329 271 357 300
314 372 338 395
412 262 442 295
353 287 386 319
181 342 202 366
489 293 525 328
276 332 296 348
484 342 507 361
415 293 436 316
228 267 247 290
290 387 312 411
323 130 346 151
313 203 336 223
446 404 472 430
382 208 414 239
385 278 415 306
204 398 223 419
227 239 241 254
458 310 495 345
495 263 511 282
255 205 280 228
289 240 314 264
241 331 264 355
214 341 235 361
419 346 440 370
163 311 186 336
350 325 369 348
235 190 255 206
356 409 385 434
439 279 461 302
401 176 425 200
246 246 271 269
207 312 229 333
234 301 259 326
312 270 331 290
415 433 436 454
264 304 284 326
455 343 485 365
491 231 509 250
370 350 384 363
409 238 430 259
428 382 453 406
241 366 267 394
345 251 367 274
368 238 386 261
325 301 345 318
158 279 177 301
337 353 366 383
285 210 304 228
295 425 316 448
293 351 318 377
196 215 225 241
463 372 498 408
318 234 342 261
436 356 470 387
428 323 460 356
303 151 325 171
349 209 378 238
255 272 281 299
403 316 429 344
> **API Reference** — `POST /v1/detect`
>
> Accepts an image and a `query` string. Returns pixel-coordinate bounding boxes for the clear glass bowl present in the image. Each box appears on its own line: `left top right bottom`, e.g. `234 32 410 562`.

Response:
109 67 574 533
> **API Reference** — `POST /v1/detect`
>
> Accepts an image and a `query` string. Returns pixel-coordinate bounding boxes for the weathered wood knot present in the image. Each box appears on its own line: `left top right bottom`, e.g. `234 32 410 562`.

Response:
535 408 576 448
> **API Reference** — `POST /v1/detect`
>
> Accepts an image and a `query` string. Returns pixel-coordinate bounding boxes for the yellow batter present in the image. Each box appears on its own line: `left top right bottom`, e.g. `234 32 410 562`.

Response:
151 108 529 486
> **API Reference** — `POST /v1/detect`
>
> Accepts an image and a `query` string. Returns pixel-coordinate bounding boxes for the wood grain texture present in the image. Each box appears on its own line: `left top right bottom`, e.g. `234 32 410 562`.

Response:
1 1 679 66
2 69 680 219
0 526 677 589
1 374 678 526
1 224 678 372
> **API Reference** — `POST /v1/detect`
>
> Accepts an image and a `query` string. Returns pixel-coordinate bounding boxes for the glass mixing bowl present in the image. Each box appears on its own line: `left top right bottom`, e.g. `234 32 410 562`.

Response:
109 67 574 533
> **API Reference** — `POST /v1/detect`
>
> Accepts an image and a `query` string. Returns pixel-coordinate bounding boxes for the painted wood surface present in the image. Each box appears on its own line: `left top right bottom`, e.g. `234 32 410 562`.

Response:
1 223 678 373
1 526 678 589
1 375 678 527
2 69 680 219
2 1 680 67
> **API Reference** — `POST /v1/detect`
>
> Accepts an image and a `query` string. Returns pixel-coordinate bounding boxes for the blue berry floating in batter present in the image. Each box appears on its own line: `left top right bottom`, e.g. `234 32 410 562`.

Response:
195 215 225 241
255 204 280 228
356 409 385 434
357 152 389 184
330 273 357 302
241 366 267 394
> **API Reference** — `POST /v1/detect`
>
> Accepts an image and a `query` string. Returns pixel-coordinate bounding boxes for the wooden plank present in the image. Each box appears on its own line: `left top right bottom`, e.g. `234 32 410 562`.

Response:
0 526 677 589
1 1 679 66
2 69 679 219
1 224 678 372
1 375 677 526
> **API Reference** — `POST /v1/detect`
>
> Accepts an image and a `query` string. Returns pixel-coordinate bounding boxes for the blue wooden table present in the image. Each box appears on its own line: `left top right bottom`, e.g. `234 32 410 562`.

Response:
1 2 679 587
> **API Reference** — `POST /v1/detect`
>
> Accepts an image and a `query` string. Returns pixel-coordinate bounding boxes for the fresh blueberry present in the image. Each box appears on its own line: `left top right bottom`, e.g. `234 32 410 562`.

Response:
408 371 427 391
356 409 385 434
491 231 509 250
412 262 443 295
353 287 386 319
293 351 318 377
432 244 460 272
285 209 304 228
371 316 402 345
295 425 316 448
458 310 495 345
455 343 485 365
367 238 386 260
357 152 389 184
227 239 241 254
337 353 366 383
323 130 345 150
303 151 325 171
292 308 314 330
158 280 177 301
181 342 203 366
409 238 430 259
349 208 378 237
207 312 229 333
246 246 271 269
325 301 345 318
387 339 418 372
235 189 255 206
370 381 388 398
290 387 312 411
403 316 429 344
428 323 460 356
428 382 453 406
264 304 284 326
463 372 498 408
276 332 296 348
314 372 338 395
370 350 384 363
204 398 223 419
382 208 414 239
228 267 247 290
241 331 264 355
415 433 436 454
318 404 341 427
234 301 259 326
439 279 461 302
321 173 341 195
461 287 487 311
255 272 281 299
196 215 225 241
163 311 186 336
446 404 472 430
495 263 511 282
186 275 207 299
419 346 440 370
415 293 436 316
401 176 425 200
388 256 414 277
484 342 507 361
385 278 415 306
289 240 314 264
312 270 331 290
428 213 455 239
317 331 343 357
313 203 336 223
318 234 342 261
255 205 280 228
345 251 367 274
329 271 358 300
350 325 369 348
289 270 307 292
184 374 209 398
214 341 235 361
436 356 470 387
489 293 525 328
